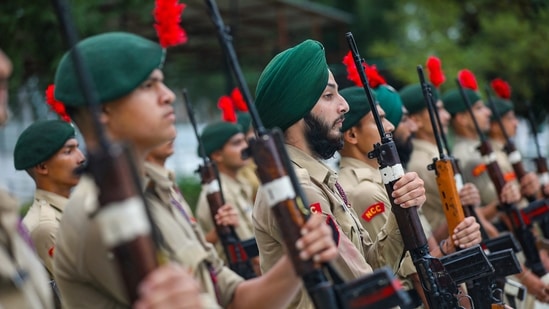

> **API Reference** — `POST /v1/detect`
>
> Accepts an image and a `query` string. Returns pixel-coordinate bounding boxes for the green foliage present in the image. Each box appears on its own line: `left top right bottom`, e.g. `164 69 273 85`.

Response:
176 175 201 214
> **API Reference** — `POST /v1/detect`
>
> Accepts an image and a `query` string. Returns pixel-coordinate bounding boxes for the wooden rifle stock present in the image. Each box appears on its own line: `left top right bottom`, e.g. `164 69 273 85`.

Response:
51 0 162 303
417 66 466 238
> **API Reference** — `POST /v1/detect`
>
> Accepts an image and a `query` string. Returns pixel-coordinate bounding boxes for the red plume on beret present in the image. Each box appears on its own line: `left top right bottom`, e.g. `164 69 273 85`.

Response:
230 87 248 112
343 51 364 87
490 78 511 99
218 87 248 123
426 56 445 88
45 84 71 123
153 0 188 48
342 51 386 88
218 95 236 123
457 69 478 91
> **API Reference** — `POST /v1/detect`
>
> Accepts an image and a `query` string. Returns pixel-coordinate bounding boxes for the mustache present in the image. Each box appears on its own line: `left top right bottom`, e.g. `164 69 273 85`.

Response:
333 115 345 126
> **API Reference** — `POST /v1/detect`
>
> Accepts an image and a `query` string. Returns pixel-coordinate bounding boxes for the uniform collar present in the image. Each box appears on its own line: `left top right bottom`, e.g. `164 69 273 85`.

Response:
286 144 338 188
144 161 175 206
412 139 439 155
339 156 381 183
34 189 68 213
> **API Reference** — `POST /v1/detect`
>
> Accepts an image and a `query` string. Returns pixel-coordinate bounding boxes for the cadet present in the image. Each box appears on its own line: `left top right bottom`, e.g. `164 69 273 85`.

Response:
195 121 259 273
338 86 481 307
400 83 484 242
14 119 85 276
52 32 337 309
486 79 541 201
0 49 53 308
253 39 425 309
443 73 549 304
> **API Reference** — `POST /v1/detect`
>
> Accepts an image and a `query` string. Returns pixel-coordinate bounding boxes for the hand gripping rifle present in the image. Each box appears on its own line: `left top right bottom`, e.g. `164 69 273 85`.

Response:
347 33 465 308
485 87 536 201
525 101 549 196
52 0 162 303
456 79 547 278
205 1 411 307
183 89 256 279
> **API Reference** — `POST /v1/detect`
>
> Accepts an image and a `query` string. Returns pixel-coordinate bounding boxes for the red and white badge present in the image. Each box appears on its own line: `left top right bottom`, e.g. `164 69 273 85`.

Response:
361 202 385 222
310 202 322 214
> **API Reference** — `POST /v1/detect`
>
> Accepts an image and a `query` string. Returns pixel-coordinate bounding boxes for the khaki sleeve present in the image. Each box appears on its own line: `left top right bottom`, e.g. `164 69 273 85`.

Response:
215 266 245 307
29 221 57 275
196 189 214 235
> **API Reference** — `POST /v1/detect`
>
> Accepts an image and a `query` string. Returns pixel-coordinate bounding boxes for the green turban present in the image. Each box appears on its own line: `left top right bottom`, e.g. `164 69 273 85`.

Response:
255 39 329 131
14 120 76 170
489 98 514 121
236 112 252 133
442 89 481 116
375 85 403 128
340 86 374 132
55 32 164 107
199 122 242 157
399 83 440 115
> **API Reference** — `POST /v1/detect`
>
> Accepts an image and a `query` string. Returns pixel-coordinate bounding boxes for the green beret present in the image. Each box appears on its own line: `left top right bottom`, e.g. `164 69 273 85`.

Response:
199 122 242 157
340 86 374 132
489 98 514 121
14 120 76 170
55 32 164 107
375 85 403 128
236 112 252 133
255 39 329 131
442 89 481 116
399 83 440 115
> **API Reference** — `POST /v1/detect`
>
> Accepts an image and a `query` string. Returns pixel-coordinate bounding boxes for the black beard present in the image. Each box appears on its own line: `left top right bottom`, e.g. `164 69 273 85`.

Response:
394 133 414 168
304 112 343 160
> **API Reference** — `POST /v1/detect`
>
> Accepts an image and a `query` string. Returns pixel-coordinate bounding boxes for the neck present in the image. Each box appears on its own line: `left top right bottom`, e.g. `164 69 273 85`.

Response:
414 130 437 145
217 164 238 179
284 121 315 158
339 143 378 168
36 182 71 199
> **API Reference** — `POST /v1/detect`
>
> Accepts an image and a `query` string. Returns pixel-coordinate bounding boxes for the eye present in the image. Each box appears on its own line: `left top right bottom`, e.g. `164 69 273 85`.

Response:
324 93 334 99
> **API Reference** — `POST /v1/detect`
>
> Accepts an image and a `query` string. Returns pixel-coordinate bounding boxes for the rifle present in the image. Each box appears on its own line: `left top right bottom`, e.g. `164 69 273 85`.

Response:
206 1 411 307
485 87 536 201
525 101 549 195
418 66 466 238
52 0 161 303
347 33 464 308
456 78 547 278
183 89 256 279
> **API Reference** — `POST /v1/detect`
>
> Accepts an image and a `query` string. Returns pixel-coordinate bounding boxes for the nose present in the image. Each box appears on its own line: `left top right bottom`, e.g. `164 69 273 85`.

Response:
76 149 86 166
160 83 175 105
339 94 349 114
384 118 395 133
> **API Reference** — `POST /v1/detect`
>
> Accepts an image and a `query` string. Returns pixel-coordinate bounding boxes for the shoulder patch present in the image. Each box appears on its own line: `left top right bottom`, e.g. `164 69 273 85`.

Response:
310 202 322 214
472 163 486 177
361 202 385 222
504 171 516 182
48 246 55 257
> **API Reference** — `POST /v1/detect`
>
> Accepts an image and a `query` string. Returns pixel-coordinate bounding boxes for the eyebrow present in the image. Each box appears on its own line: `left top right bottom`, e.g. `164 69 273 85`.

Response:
326 83 337 90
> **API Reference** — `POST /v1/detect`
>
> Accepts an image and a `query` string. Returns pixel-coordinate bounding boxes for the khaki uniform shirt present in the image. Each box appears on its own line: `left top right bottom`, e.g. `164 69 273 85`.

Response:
253 145 403 309
237 162 260 201
196 172 255 264
54 168 243 308
0 189 52 309
408 139 448 233
22 189 67 277
338 157 421 289
452 136 497 206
